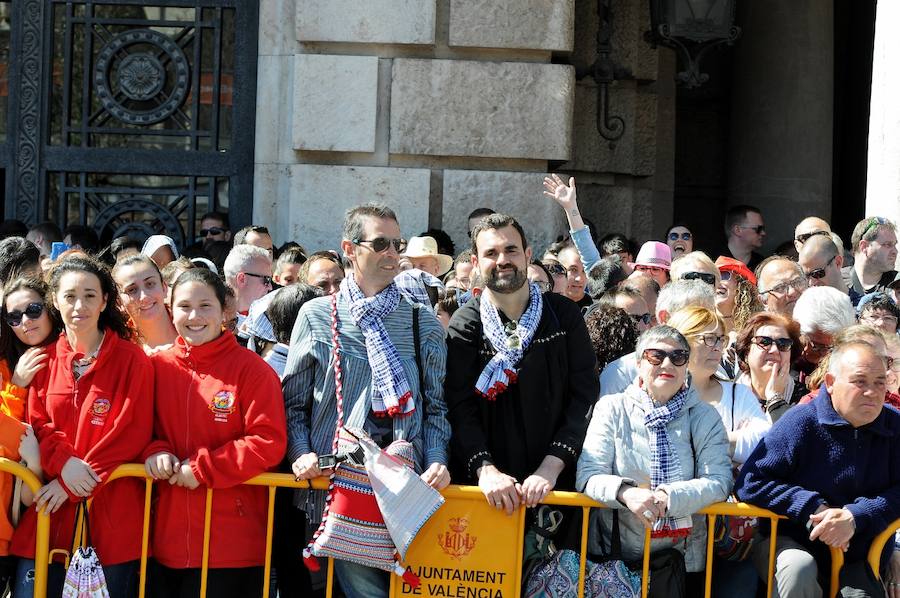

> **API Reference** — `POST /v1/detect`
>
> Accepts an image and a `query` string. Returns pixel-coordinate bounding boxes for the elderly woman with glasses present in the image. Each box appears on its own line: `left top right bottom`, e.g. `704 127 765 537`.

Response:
734 312 803 423
577 325 732 590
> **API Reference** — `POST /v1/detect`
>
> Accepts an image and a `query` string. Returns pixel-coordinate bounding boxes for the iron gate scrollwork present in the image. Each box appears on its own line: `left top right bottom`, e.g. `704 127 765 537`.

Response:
0 0 259 249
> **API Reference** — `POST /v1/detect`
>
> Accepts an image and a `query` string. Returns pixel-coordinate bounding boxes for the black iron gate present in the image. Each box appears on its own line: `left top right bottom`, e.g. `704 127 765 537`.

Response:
0 0 258 248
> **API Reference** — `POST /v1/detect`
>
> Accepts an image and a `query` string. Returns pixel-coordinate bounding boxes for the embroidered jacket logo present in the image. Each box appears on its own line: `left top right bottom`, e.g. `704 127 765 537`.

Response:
209 391 236 423
90 398 111 426
437 517 476 560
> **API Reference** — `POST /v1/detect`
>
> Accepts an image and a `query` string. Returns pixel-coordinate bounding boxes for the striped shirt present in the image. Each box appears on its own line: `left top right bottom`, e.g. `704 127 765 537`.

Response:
282 293 450 521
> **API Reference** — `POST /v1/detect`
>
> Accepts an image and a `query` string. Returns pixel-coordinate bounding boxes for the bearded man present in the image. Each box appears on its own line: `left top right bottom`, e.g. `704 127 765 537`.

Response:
445 213 597 515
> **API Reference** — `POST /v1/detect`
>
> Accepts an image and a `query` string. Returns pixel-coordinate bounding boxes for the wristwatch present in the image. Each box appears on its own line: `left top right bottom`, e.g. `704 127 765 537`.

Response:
765 392 786 412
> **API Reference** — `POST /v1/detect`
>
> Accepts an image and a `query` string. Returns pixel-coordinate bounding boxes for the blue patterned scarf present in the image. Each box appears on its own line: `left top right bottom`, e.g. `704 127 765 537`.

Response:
476 283 543 399
340 275 414 417
639 385 693 538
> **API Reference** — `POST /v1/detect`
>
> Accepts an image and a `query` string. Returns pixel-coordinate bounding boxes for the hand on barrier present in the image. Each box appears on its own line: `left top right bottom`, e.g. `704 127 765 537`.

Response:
292 453 322 481
11 346 48 388
60 457 101 497
522 456 564 508
35 479 69 514
420 462 451 490
886 550 900 598
145 452 180 480
809 507 855 551
19 425 40 472
169 461 200 490
618 486 666 529
477 464 521 516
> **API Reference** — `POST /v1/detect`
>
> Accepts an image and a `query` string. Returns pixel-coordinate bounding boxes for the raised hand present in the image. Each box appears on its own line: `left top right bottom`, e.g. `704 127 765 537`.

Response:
542 174 578 210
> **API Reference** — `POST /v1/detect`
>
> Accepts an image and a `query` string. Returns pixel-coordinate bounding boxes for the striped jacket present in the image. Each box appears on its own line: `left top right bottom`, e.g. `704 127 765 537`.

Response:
282 293 450 521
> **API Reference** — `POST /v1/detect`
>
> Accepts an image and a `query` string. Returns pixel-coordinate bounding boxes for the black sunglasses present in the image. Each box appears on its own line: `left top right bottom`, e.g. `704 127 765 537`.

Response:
5 302 45 327
739 224 766 234
200 227 226 237
795 230 830 244
353 237 407 253
630 313 652 326
805 255 837 280
751 335 793 352
244 272 273 287
681 271 716 285
668 231 692 241
642 348 690 367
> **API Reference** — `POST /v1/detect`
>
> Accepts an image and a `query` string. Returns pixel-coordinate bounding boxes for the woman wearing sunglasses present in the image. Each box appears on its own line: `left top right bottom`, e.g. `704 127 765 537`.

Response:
734 312 802 423
113 254 178 354
144 268 286 597
577 325 732 592
10 255 154 598
666 224 694 257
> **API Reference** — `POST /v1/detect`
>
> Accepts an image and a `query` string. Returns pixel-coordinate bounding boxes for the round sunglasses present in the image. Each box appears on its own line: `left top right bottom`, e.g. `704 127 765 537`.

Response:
642 348 690 367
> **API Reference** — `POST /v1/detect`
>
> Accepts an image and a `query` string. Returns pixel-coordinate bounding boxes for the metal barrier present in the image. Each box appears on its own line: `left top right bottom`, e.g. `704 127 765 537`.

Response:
12 462 881 598
868 516 900 582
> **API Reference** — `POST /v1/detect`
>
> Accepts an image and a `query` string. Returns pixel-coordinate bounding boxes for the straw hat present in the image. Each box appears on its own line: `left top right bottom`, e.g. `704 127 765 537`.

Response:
402 236 453 276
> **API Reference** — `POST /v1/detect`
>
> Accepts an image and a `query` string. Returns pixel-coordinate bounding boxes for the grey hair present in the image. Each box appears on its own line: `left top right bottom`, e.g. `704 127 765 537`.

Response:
793 286 856 336
669 251 719 283
828 340 879 376
656 279 715 317
342 203 399 243
223 244 271 281
635 324 691 357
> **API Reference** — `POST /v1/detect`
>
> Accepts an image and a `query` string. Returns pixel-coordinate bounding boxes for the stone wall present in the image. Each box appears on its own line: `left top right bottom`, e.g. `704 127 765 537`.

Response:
254 0 676 255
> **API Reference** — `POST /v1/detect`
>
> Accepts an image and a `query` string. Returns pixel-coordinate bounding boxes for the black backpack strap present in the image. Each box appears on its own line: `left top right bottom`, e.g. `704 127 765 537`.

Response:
413 304 425 395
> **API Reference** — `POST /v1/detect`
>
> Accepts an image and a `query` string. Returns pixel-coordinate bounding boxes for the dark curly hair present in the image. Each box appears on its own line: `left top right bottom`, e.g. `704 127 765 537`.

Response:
0 277 62 367
47 254 133 341
585 304 638 373
735 311 802 372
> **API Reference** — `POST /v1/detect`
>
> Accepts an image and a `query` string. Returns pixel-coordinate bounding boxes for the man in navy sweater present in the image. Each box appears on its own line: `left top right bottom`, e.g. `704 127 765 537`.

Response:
737 340 900 598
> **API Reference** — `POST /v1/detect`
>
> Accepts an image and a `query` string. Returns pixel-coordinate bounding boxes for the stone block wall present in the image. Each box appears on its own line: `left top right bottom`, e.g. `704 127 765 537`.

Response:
255 0 676 256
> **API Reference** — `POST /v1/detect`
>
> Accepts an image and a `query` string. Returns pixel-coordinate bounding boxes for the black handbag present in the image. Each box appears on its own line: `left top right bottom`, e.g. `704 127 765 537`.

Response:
591 510 688 598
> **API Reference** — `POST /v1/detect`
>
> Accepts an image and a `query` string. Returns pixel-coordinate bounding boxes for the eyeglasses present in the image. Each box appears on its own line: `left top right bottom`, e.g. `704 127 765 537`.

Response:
804 339 833 353
668 231 692 241
805 255 837 280
861 216 890 238
860 312 899 326
244 272 273 287
719 270 733 282
751 335 793 352
642 348 690 367
693 333 726 348
760 277 807 296
681 271 716 286
795 230 830 244
533 281 552 292
543 262 567 277
630 313 652 326
738 224 766 234
352 237 407 253
4 302 45 327
200 227 226 237
635 265 666 274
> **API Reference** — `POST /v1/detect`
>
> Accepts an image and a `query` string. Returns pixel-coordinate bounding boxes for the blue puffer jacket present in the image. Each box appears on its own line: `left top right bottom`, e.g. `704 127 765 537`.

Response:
736 385 900 566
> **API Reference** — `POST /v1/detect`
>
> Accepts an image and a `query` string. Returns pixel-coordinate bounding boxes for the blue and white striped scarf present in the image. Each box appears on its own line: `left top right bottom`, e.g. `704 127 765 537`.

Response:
476 283 543 399
340 275 414 418
640 386 693 538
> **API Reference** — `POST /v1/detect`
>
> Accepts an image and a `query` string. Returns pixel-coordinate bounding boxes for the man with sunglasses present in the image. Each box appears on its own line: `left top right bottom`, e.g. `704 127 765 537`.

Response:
842 216 898 303
223 244 274 334
445 213 597 522
723 205 767 271
792 217 831 253
198 211 231 249
798 234 860 303
284 203 450 598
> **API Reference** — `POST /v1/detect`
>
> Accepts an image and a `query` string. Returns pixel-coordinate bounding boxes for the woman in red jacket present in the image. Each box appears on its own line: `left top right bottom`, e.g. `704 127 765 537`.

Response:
144 268 286 598
11 254 153 598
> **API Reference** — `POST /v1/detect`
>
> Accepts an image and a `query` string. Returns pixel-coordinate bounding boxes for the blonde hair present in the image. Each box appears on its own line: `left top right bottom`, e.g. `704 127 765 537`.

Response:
667 306 725 339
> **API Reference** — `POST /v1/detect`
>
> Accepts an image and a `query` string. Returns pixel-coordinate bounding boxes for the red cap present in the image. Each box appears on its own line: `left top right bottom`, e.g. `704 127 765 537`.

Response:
715 256 757 286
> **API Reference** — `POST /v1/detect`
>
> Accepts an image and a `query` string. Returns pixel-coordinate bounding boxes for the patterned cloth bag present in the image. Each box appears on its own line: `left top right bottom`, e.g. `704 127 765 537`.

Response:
62 503 110 598
525 549 641 598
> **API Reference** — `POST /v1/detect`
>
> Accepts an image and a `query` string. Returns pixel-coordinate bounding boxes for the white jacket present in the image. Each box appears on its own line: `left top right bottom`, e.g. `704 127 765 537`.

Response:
714 380 771 464
576 384 732 572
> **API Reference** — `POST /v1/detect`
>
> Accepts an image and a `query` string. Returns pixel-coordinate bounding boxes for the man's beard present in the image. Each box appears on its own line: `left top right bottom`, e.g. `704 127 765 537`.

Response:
484 265 527 293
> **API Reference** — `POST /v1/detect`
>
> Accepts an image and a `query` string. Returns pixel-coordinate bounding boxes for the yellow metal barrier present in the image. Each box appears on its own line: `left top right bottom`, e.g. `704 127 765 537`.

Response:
15 462 888 598
0 457 49 598
869 516 900 581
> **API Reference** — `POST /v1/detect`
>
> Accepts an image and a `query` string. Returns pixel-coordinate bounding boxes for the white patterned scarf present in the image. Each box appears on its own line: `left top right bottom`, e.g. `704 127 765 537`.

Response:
476 282 543 399
340 275 414 417
639 385 693 538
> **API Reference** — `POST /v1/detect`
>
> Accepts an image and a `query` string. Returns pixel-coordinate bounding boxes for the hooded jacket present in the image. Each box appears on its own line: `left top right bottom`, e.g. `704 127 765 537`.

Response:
576 384 732 572
0 359 27 555
11 331 154 564
144 332 287 569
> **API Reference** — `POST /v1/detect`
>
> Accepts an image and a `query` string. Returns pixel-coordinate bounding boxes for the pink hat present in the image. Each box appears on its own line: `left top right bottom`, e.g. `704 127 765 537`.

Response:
630 241 672 270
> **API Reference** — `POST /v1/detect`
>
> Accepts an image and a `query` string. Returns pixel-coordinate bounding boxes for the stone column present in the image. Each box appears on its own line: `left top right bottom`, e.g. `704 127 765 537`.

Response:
866 0 900 224
728 0 833 251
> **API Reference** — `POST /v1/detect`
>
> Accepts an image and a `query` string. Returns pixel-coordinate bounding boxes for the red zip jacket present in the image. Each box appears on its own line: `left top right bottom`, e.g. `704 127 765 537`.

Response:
144 332 286 569
11 331 153 565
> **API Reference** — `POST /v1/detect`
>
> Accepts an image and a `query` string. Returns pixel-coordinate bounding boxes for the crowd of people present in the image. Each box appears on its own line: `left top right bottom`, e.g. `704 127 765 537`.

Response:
0 176 896 598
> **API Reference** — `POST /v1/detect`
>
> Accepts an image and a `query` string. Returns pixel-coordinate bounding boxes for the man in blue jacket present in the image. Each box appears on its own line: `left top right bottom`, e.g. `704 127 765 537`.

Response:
737 340 900 597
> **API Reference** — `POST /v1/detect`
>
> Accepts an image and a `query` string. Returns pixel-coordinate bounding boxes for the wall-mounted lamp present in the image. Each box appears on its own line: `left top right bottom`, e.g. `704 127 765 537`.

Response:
645 0 741 88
